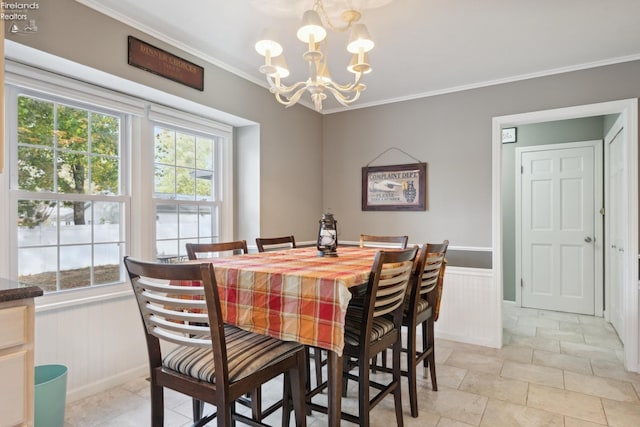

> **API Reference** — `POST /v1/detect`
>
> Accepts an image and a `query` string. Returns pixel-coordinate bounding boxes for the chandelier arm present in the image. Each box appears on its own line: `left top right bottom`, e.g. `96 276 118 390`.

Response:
324 84 363 107
325 72 365 92
273 85 309 108
265 74 309 95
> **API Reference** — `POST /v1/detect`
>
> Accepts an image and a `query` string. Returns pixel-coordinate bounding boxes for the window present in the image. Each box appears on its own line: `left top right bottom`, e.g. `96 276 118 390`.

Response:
12 93 127 293
4 61 234 299
153 124 221 262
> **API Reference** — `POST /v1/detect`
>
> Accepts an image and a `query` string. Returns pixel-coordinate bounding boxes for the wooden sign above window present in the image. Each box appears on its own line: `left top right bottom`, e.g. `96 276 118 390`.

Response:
127 36 204 91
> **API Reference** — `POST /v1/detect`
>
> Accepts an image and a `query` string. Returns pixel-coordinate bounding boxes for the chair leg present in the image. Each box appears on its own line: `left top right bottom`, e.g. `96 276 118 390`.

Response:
291 352 308 427
313 348 323 387
427 319 438 391
150 382 164 427
251 387 263 421
282 372 292 427
358 354 371 427
192 398 204 422
407 322 419 418
392 339 404 427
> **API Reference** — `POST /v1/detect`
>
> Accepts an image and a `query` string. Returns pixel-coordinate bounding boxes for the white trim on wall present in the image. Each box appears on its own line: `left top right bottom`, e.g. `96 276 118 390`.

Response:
493 98 639 372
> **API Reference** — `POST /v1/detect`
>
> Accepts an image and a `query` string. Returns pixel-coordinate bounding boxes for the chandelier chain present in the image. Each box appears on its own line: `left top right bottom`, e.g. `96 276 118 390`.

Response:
314 0 358 32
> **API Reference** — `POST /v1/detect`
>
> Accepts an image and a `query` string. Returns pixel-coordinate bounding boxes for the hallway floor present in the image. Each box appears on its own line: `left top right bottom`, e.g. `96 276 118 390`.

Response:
64 304 640 426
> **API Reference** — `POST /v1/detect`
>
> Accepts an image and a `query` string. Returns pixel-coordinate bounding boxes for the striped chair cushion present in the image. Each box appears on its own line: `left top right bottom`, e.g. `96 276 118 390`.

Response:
163 325 302 383
403 297 430 315
344 307 395 346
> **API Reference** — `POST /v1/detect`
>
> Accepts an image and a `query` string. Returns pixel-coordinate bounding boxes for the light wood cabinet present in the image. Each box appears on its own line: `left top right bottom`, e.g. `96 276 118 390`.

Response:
0 298 36 427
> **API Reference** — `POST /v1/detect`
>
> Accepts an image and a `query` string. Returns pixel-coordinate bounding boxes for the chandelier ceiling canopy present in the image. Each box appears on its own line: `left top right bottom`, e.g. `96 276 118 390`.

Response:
255 0 376 112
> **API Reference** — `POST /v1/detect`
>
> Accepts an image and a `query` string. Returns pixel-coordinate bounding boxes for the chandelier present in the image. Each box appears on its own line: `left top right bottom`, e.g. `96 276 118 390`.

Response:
255 0 374 112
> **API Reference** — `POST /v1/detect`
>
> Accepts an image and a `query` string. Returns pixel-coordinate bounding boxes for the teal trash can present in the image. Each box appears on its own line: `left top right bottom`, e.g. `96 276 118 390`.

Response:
34 364 68 427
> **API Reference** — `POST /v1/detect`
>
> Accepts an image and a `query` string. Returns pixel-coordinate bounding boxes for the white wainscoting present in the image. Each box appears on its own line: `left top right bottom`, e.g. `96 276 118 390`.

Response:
34 293 148 403
435 266 501 348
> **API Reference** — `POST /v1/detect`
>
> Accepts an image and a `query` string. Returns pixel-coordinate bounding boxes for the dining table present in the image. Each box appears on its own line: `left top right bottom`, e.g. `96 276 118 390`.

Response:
180 245 380 426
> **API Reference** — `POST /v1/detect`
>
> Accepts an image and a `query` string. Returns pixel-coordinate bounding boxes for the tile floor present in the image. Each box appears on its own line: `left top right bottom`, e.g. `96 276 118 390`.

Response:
64 304 640 426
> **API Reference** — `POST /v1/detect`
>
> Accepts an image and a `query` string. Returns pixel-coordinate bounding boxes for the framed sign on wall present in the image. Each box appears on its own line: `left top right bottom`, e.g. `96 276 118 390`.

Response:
362 163 427 211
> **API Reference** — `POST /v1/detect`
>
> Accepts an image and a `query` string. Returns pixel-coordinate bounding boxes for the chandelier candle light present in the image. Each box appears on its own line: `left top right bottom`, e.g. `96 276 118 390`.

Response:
255 0 374 112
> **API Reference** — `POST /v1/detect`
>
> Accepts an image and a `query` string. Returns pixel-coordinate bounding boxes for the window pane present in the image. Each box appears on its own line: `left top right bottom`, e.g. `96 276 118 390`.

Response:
58 201 90 244
18 146 54 192
91 112 119 156
154 127 175 165
176 167 195 199
94 243 122 285
57 151 89 194
198 205 215 237
179 204 198 239
156 204 178 240
154 164 175 198
57 105 88 152
18 247 58 293
91 156 119 195
195 171 213 200
156 240 179 261
176 132 195 168
94 202 122 242
17 200 57 242
196 137 214 170
18 96 54 147
59 245 91 290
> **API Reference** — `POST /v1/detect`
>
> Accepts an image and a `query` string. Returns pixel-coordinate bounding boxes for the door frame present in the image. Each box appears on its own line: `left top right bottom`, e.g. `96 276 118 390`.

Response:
492 98 639 372
515 140 603 315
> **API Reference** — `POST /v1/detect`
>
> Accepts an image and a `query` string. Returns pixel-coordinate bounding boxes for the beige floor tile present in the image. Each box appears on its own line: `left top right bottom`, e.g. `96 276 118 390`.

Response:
444 350 504 375
561 341 621 363
537 327 586 344
509 335 561 352
437 363 468 389
459 370 528 405
564 416 608 426
533 349 593 375
494 345 534 363
479 398 564 427
418 387 488 425
500 360 564 389
590 358 640 386
527 384 606 424
559 321 586 334
583 333 623 350
517 316 560 329
65 388 149 427
564 371 639 403
436 417 477 426
538 310 581 323
601 398 640 426
435 345 454 364
504 324 537 337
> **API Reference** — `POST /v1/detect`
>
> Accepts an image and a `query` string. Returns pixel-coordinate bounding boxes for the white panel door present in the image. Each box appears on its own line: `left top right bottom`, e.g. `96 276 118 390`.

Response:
606 125 626 339
520 142 598 315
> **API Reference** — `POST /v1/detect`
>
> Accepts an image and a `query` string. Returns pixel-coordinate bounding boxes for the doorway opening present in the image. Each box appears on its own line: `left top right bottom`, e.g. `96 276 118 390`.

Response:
492 99 639 372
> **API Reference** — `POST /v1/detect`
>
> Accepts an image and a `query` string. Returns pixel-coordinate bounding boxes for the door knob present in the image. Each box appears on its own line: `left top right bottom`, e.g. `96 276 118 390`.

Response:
584 236 592 243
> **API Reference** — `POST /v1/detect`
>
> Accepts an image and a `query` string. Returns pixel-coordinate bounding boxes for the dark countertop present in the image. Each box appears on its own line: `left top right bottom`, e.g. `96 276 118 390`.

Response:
0 277 43 303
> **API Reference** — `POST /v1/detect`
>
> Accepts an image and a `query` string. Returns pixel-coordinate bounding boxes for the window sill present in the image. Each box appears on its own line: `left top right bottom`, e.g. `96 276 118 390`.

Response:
35 282 132 313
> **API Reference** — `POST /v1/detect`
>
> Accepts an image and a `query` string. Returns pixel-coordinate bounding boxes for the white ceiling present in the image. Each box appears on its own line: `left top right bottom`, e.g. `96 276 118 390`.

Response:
77 0 640 113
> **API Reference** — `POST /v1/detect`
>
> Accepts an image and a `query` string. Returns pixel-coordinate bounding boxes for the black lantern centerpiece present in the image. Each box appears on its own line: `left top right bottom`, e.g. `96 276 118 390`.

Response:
317 212 338 257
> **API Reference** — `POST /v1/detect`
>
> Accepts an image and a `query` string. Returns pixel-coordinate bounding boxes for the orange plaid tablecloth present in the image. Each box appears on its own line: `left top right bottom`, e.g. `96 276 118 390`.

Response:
180 246 377 356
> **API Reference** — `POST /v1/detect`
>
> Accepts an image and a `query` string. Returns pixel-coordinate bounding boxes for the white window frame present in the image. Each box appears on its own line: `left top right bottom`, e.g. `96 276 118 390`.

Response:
1 60 235 309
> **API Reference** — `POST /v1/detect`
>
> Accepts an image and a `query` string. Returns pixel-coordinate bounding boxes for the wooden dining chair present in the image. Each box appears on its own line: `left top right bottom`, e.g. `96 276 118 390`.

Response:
186 240 274 421
124 257 307 427
309 246 418 426
186 240 248 259
372 240 449 418
359 234 409 249
255 235 296 252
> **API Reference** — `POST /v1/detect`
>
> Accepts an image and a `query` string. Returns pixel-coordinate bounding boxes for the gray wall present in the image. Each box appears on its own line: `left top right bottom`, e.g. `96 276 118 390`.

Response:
501 118 606 301
7 0 324 244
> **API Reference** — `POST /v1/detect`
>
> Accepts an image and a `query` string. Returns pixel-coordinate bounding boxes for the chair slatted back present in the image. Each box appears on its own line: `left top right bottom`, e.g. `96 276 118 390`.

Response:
186 240 248 260
124 257 229 378
359 234 409 249
416 241 448 295
256 235 296 252
363 247 418 321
